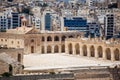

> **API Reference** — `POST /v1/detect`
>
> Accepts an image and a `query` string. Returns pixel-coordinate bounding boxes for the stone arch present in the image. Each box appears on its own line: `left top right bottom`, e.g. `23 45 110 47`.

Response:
97 46 103 58
47 45 52 53
68 43 73 54
90 45 95 57
54 36 59 41
42 36 45 41
54 45 59 53
69 35 74 38
61 44 65 53
75 43 80 55
114 48 120 61
31 39 34 42
31 46 34 53
41 46 44 54
105 48 111 60
82 45 87 56
47 36 52 41
62 36 66 41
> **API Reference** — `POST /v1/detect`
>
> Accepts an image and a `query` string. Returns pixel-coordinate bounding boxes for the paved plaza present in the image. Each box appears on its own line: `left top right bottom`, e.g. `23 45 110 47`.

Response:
23 53 120 71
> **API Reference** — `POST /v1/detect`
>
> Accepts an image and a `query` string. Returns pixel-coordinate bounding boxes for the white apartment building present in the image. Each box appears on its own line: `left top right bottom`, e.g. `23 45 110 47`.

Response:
32 16 41 30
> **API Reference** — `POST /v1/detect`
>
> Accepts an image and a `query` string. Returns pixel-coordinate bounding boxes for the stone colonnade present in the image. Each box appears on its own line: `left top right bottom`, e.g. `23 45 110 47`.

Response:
65 39 120 61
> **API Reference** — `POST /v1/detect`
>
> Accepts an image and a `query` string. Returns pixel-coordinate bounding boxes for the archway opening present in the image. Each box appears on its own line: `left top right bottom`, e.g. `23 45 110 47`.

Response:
18 54 21 62
47 46 52 53
114 49 120 61
54 45 59 53
97 46 103 58
47 36 52 41
82 45 87 56
90 46 95 57
31 46 34 53
68 43 73 54
61 44 65 53
75 43 80 55
105 48 111 60
54 36 59 41
62 36 66 41
42 46 44 54
69 35 74 38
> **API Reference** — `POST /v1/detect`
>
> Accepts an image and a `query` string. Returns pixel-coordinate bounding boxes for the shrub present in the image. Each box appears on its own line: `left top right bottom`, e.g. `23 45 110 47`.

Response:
49 72 55 75
1 72 12 77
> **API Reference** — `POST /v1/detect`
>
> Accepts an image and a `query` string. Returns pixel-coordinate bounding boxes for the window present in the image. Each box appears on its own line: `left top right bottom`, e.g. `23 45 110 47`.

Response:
31 39 34 42
1 39 3 42
11 41 14 44
18 54 21 62
42 37 45 41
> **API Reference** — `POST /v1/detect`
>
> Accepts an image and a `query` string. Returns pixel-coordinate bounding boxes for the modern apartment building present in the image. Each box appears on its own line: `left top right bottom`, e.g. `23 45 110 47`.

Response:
0 9 20 31
63 17 87 31
104 14 114 39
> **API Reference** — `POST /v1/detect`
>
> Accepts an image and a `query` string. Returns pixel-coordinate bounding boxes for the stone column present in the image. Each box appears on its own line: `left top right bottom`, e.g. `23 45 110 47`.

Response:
103 49 106 60
59 36 62 43
65 43 69 54
44 46 47 54
80 46 83 56
59 45 61 53
40 46 42 54
95 47 98 58
52 45 54 53
87 46 90 57
73 44 76 55
111 49 115 61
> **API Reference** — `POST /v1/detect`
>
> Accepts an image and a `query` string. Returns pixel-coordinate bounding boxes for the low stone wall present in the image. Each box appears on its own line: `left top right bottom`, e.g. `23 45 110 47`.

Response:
74 68 120 80
0 73 74 80
0 48 23 64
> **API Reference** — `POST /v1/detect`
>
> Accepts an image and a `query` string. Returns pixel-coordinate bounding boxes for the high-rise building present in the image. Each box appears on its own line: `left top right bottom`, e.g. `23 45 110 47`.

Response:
45 13 51 31
42 11 52 31
104 14 114 39
117 0 120 8
0 9 20 31
87 22 100 38
62 16 88 31
11 12 20 29
32 16 41 30
0 13 8 30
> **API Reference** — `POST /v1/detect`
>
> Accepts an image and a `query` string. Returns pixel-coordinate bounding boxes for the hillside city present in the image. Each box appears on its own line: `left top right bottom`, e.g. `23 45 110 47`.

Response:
0 0 120 80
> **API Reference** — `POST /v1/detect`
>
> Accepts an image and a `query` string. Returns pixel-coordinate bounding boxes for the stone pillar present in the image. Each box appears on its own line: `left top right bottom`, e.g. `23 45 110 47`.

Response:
73 44 76 55
95 47 98 58
52 45 54 53
52 36 54 42
65 43 69 54
59 45 61 53
87 46 90 57
40 46 42 54
103 49 106 60
44 46 47 54
111 49 115 61
80 47 83 56
59 36 62 43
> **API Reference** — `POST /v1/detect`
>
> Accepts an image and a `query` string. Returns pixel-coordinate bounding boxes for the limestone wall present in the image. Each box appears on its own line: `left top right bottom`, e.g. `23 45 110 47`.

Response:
0 49 24 74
